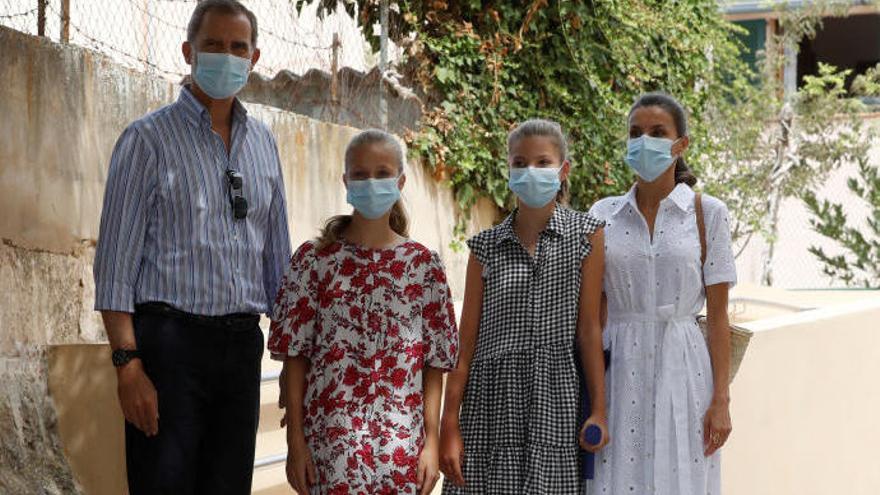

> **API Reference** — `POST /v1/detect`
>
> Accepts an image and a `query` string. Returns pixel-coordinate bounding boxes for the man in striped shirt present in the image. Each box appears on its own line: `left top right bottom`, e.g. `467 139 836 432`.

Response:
93 1 291 493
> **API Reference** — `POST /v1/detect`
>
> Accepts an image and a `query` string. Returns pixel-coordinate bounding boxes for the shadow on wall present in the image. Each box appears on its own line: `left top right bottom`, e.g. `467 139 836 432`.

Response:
46 345 126 495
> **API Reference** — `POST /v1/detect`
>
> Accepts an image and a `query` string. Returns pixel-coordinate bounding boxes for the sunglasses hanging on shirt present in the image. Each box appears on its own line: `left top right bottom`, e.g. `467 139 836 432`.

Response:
225 170 248 220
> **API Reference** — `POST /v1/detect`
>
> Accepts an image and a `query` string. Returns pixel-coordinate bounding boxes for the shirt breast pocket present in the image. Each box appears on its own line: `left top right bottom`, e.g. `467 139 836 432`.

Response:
243 172 273 220
157 164 212 227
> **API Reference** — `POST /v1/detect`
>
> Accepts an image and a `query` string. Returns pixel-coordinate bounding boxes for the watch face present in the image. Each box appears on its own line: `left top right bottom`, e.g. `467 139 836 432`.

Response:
112 349 135 367
112 350 126 367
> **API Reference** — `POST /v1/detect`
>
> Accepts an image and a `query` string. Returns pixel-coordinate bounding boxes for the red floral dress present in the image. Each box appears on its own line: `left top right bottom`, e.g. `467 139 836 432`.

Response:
268 239 459 495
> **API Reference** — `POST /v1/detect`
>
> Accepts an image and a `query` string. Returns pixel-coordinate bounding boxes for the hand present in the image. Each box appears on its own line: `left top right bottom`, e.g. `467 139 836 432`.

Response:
286 437 317 495
703 400 732 456
279 365 288 428
439 418 466 487
116 359 159 436
578 414 610 453
417 436 441 495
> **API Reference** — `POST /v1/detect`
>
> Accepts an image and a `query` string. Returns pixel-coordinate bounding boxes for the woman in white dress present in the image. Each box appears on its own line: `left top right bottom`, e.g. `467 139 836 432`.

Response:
587 92 736 494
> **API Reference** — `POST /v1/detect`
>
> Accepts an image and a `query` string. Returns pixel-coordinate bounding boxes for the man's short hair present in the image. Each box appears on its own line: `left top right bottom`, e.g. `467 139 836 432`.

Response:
187 0 258 48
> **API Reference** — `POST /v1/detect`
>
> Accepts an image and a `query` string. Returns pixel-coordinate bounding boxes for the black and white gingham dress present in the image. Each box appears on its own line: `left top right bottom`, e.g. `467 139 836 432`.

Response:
443 205 605 494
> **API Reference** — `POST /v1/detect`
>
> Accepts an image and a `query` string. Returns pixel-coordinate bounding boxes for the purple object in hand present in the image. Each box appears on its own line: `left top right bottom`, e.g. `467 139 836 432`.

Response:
583 424 602 446
581 424 602 479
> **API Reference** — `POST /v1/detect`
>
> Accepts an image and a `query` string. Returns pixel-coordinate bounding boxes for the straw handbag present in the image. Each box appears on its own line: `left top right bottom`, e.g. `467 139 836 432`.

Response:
695 193 752 383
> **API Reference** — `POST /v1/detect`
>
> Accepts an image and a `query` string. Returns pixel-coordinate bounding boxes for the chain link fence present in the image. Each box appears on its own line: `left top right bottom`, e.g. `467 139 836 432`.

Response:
1 0 384 80
1 0 419 132
767 146 876 289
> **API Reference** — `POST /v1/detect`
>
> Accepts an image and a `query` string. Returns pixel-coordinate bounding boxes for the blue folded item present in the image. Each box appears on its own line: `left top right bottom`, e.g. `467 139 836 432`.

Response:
577 349 610 480
582 424 601 478
577 357 595 479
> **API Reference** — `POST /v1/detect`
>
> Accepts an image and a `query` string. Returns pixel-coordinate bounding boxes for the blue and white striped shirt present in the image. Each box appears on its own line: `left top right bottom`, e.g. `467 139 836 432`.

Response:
94 87 291 316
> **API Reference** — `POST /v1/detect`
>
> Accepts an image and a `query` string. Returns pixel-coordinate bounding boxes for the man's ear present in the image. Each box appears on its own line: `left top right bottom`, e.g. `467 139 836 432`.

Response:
250 48 261 68
183 41 193 65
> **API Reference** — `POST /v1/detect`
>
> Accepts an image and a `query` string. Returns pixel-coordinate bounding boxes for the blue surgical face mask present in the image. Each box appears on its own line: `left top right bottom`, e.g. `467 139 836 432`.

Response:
625 135 680 182
346 177 402 219
193 52 251 99
508 166 561 209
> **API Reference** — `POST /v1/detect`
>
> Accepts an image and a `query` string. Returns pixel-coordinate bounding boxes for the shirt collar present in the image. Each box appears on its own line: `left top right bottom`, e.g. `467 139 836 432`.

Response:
667 182 695 213
495 203 567 245
610 185 639 217
611 182 694 217
544 204 567 236
177 85 249 127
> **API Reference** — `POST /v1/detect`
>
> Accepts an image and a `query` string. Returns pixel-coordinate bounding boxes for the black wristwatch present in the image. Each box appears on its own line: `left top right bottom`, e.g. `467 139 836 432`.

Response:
112 348 141 367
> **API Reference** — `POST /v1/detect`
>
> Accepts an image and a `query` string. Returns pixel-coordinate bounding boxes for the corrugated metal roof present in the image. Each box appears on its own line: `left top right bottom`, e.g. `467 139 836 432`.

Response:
720 0 871 15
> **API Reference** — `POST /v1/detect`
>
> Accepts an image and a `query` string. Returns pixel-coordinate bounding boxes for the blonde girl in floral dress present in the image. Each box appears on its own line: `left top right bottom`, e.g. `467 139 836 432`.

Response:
269 129 460 495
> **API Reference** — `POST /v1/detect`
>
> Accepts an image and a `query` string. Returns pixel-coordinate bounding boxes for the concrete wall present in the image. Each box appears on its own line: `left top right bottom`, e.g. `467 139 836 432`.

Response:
725 297 880 494
0 25 492 494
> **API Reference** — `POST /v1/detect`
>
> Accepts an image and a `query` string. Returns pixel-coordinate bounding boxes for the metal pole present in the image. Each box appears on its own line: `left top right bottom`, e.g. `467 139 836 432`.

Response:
37 0 46 37
379 0 388 130
140 0 151 73
60 0 70 43
331 32 340 123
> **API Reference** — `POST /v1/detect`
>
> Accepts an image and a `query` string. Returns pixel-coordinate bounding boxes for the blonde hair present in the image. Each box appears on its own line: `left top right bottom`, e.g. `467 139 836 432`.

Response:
315 129 410 250
507 119 570 205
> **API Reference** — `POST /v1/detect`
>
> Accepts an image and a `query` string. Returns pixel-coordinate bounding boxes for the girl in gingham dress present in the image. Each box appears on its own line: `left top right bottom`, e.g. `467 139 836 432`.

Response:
439 119 609 494
269 130 459 495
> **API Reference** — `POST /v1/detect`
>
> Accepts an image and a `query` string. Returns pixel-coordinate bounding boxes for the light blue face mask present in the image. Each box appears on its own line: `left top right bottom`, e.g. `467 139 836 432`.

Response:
346 177 402 219
193 52 251 99
508 166 561 209
625 135 680 182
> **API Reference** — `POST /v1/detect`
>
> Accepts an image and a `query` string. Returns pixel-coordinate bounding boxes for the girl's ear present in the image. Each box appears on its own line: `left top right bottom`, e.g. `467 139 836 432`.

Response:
560 160 572 182
342 173 348 188
397 174 407 191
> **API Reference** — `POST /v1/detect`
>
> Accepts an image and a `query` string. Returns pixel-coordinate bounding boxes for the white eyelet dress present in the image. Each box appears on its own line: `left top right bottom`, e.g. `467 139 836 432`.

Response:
442 205 604 494
586 184 736 495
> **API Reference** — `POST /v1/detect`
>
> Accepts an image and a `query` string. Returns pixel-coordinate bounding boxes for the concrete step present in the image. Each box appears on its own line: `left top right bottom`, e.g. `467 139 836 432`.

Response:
254 325 289 493
252 462 295 495
252 462 447 495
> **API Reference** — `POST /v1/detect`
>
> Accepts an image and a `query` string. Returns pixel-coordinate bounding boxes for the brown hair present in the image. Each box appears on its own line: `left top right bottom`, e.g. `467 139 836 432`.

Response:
507 118 571 205
315 129 410 250
628 92 698 187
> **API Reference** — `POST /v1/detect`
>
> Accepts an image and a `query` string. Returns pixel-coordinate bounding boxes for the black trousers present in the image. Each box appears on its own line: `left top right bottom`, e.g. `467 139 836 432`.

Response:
126 303 263 495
